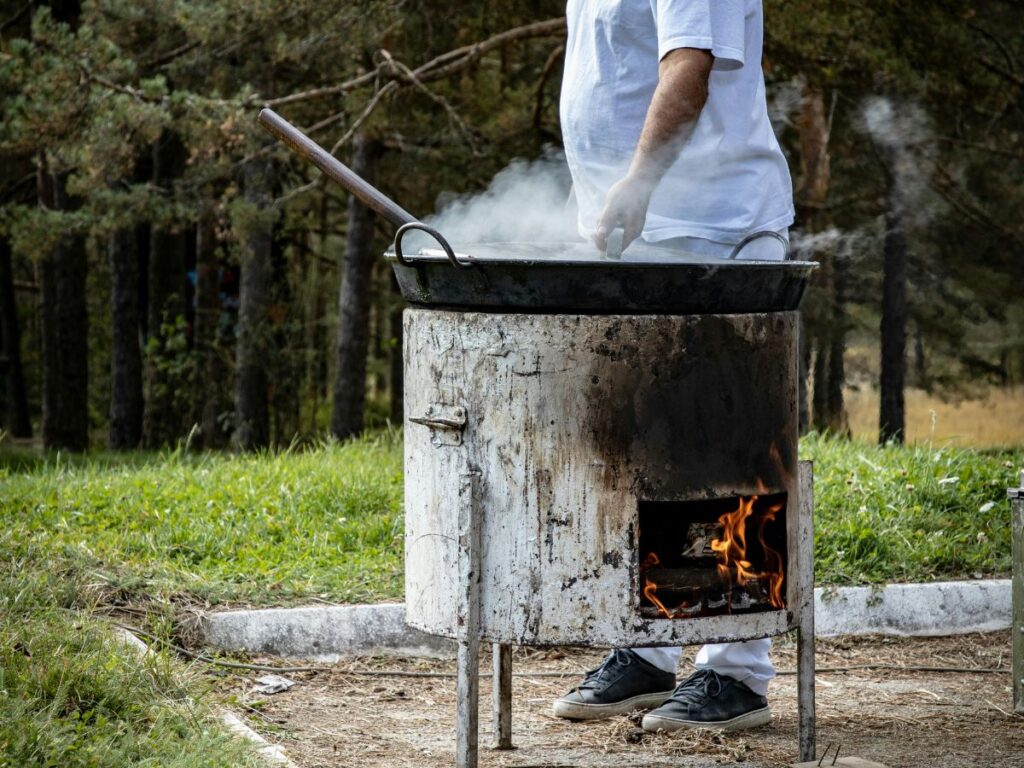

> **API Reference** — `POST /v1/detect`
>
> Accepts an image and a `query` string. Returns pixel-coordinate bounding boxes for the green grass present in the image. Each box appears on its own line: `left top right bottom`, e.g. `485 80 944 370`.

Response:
804 433 1021 584
0 432 1020 609
0 434 404 607
2 431 1017 767
0 559 264 768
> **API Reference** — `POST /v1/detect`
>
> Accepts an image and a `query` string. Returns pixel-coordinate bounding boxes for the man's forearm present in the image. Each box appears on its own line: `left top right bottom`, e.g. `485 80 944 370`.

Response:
593 47 713 250
626 48 713 187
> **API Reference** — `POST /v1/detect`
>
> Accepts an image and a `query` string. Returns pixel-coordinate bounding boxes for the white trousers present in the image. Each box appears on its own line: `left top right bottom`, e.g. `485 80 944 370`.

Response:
627 227 787 698
632 640 773 696
648 228 790 262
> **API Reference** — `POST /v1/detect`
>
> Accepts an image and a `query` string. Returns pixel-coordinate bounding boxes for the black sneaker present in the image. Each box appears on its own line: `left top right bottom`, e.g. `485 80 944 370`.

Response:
552 649 677 720
641 669 771 732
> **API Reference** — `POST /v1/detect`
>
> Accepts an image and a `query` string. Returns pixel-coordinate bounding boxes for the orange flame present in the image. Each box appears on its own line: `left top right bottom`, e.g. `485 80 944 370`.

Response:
640 552 674 618
640 496 786 618
757 501 785 607
710 495 786 610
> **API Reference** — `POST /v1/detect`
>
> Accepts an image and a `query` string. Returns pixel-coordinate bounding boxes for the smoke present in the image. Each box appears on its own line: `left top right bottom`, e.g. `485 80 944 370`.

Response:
767 77 804 136
861 96 929 151
790 225 880 266
416 147 578 249
859 95 938 230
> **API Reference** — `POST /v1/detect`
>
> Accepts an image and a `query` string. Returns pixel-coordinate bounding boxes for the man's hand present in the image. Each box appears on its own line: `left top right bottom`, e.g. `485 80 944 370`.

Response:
594 175 655 252
593 47 713 253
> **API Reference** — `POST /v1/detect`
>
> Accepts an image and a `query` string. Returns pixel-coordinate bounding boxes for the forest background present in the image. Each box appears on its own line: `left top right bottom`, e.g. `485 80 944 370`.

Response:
2 0 1023 454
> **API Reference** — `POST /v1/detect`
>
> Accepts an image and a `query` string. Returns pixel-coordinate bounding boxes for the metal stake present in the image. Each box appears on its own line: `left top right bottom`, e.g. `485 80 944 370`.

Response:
1010 471 1024 714
456 471 482 768
797 460 817 762
492 643 513 749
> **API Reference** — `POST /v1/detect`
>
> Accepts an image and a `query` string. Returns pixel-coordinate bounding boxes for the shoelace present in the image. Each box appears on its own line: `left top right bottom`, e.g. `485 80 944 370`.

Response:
577 648 633 691
666 669 723 705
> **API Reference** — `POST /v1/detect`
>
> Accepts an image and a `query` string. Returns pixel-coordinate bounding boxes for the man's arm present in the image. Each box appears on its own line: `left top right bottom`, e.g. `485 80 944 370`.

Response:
594 47 713 252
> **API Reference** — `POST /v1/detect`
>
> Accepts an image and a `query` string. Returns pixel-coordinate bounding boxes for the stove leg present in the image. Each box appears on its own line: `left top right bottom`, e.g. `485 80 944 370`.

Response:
797 611 816 761
492 643 513 749
1010 472 1023 714
456 471 482 768
796 460 817 762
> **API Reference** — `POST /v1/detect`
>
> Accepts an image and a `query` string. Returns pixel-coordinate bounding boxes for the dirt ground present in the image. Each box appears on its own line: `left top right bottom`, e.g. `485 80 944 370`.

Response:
218 631 1023 768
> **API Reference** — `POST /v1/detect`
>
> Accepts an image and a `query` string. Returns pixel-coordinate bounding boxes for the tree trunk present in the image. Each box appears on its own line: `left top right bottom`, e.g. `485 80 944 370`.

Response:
37 163 88 451
331 136 381 440
811 345 828 431
233 157 273 451
194 204 229 448
143 130 188 447
795 83 842 435
0 236 32 438
826 252 848 435
810 249 848 435
270 231 300 443
304 204 325 435
372 265 386 397
108 227 143 448
879 149 908 444
389 275 404 425
797 316 810 435
914 329 928 390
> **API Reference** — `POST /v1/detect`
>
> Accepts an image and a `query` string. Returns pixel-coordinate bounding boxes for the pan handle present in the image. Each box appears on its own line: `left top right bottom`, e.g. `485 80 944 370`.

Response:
727 231 792 261
258 108 417 230
394 222 471 270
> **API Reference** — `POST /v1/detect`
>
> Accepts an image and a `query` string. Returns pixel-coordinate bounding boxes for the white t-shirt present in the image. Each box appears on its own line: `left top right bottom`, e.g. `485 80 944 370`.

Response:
560 0 794 244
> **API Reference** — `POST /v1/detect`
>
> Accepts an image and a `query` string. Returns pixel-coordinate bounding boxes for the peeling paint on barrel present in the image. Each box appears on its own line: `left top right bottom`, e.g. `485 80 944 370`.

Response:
403 309 799 647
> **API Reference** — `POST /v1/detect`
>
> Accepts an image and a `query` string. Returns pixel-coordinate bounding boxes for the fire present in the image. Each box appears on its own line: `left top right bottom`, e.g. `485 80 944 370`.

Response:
640 552 674 618
639 495 787 618
757 501 785 608
710 495 786 610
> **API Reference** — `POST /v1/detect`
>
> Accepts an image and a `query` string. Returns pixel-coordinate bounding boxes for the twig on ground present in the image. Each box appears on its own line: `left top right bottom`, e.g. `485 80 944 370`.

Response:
112 623 1011 678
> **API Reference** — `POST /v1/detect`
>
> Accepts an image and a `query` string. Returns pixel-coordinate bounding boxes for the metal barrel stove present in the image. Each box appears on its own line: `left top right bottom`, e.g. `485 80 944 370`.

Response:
259 109 819 767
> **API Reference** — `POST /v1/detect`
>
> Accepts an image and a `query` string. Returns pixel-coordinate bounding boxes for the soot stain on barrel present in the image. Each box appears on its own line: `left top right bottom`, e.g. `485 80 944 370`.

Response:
585 315 798 499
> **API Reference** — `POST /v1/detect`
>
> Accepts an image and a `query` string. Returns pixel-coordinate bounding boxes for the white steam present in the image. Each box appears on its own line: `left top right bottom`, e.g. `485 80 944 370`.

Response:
767 77 804 136
420 148 578 248
861 96 929 151
859 96 939 229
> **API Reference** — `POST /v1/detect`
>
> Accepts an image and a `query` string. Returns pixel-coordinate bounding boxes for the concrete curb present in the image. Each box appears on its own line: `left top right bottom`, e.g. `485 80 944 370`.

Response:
113 627 297 767
201 580 1012 659
202 602 456 661
814 579 1011 637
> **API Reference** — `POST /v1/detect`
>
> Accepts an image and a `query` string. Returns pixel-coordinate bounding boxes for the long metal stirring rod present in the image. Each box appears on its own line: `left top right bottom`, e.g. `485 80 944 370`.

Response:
257 108 417 229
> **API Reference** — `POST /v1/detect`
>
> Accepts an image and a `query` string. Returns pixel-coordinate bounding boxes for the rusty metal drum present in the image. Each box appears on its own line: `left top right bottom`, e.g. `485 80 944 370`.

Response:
403 309 811 647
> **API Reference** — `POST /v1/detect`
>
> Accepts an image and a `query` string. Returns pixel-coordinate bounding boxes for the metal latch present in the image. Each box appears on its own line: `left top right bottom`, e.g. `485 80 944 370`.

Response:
411 404 467 447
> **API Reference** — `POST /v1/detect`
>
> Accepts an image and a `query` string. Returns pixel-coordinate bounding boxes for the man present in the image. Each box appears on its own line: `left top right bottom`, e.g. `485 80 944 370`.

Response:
552 0 794 733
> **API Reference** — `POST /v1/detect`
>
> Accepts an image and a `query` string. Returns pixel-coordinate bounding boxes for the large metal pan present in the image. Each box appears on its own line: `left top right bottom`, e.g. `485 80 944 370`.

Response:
258 109 815 314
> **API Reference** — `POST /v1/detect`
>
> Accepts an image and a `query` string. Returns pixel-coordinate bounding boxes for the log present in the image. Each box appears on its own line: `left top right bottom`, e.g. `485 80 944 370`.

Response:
642 566 722 592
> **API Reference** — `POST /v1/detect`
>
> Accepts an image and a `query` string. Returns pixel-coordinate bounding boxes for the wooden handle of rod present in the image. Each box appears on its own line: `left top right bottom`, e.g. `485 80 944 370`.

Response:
257 108 417 229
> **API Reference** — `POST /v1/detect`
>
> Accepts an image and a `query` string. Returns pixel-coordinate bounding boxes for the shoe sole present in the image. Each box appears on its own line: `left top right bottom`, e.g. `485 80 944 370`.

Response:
641 705 772 733
552 690 676 721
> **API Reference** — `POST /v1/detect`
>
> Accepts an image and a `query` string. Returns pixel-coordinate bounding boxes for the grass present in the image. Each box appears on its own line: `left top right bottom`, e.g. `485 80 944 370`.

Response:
0 430 1018 766
0 558 264 768
844 386 1024 447
0 431 1020 608
803 434 1020 584
0 435 404 607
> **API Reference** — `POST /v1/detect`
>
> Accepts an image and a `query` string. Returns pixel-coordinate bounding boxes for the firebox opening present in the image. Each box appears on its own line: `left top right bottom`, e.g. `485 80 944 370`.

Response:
636 494 788 619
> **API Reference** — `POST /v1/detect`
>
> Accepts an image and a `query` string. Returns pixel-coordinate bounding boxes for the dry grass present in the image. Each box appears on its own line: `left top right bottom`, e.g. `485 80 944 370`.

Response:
844 386 1024 447
218 633 1024 768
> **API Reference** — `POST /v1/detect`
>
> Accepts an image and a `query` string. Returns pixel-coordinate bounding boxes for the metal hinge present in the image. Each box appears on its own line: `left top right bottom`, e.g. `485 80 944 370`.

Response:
411 404 467 447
